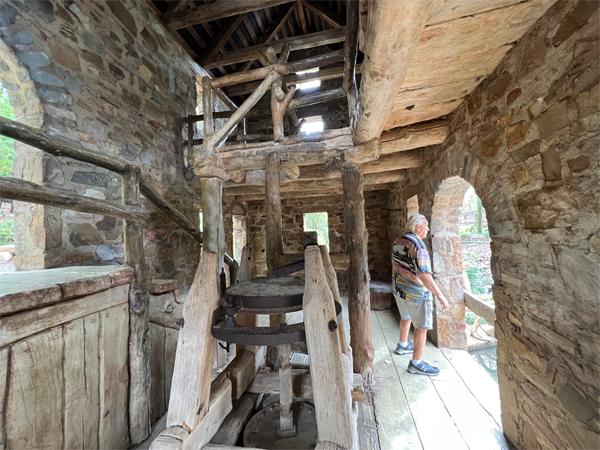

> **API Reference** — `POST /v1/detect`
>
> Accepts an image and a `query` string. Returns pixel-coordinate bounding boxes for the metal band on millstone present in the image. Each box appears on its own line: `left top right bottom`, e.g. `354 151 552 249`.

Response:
225 276 305 314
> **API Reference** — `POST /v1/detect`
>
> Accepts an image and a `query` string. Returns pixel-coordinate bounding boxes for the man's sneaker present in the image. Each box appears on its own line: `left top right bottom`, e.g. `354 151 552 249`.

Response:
407 360 440 376
395 342 414 355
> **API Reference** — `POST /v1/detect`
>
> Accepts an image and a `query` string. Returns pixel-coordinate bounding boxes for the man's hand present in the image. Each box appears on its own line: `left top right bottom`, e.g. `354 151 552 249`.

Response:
437 294 449 311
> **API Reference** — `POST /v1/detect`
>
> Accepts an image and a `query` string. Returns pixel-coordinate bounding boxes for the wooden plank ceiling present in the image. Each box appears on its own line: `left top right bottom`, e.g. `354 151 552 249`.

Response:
147 0 555 132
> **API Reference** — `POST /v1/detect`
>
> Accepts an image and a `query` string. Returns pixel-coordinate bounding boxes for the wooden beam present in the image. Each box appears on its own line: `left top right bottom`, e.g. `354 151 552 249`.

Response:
288 87 345 110
139 176 203 244
343 0 359 96
209 392 259 446
379 119 449 153
199 14 246 59
342 163 374 384
319 245 348 355
123 166 151 445
0 116 127 173
160 0 192 21
201 178 225 283
211 50 344 89
200 27 346 69
0 177 149 222
464 292 495 325
235 245 257 355
166 0 294 30
226 63 362 97
302 1 344 28
353 0 436 144
323 138 381 178
296 1 307 34
206 71 281 151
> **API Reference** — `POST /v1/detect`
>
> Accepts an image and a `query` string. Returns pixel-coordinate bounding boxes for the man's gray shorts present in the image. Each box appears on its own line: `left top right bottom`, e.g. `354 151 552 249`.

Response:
392 290 433 330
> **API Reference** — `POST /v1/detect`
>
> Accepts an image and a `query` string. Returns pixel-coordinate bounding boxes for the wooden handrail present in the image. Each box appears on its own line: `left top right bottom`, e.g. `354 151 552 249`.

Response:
464 291 495 325
0 177 150 222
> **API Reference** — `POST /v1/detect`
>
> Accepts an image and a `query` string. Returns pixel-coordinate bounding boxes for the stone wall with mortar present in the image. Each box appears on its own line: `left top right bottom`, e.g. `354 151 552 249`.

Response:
244 190 392 290
0 0 230 289
390 2 599 448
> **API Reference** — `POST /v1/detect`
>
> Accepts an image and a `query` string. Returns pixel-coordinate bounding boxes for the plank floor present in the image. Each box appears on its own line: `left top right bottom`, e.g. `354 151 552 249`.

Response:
370 308 508 450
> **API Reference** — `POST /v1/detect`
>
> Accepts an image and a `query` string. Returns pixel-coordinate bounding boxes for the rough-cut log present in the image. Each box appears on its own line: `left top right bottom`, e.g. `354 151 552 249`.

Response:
380 119 449 153
353 1 435 144
217 350 257 401
149 292 183 330
209 392 259 446
296 1 307 34
123 166 151 445
224 253 239 284
323 139 381 178
234 183 393 202
0 177 149 222
236 244 257 354
225 64 362 97
343 0 360 95
207 72 281 151
341 164 374 384
194 165 229 181
302 1 344 28
190 111 234 123
202 76 215 152
201 178 225 283
265 153 285 369
139 176 203 243
319 245 348 355
211 50 344 89
304 246 353 449
166 0 293 30
166 252 219 429
200 28 346 69
0 116 127 173
271 79 296 142
281 165 300 180
361 149 421 174
465 292 496 325
288 87 346 110
278 342 295 436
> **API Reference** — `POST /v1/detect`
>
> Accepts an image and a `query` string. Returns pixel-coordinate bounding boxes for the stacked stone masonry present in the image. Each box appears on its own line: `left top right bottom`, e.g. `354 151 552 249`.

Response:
389 2 599 449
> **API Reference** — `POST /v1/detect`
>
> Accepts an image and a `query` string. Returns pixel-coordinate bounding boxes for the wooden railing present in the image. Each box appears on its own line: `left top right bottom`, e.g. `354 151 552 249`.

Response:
464 291 495 325
0 115 207 445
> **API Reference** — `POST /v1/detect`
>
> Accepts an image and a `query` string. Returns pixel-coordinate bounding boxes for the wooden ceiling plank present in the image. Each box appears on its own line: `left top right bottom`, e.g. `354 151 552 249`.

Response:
200 27 346 69
166 0 295 30
199 14 246 59
242 16 259 43
296 1 308 35
353 0 438 145
303 1 344 28
252 10 267 35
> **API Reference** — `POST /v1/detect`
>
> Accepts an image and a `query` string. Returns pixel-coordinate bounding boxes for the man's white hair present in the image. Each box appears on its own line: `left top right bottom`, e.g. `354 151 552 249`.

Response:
407 214 427 233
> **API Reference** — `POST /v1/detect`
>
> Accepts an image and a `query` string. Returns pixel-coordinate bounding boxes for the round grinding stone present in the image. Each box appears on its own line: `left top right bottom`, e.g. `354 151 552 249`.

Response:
226 276 304 298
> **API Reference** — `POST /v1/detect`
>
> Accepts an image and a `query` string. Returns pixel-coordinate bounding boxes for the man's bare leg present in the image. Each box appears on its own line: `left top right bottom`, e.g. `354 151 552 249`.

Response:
399 318 412 343
412 328 427 361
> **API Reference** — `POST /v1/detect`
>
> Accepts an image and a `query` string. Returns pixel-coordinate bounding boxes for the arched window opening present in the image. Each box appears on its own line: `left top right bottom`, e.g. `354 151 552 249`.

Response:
0 81 16 272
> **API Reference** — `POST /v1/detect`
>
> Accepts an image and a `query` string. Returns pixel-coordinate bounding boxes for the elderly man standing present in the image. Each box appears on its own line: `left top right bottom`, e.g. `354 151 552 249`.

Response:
392 214 449 376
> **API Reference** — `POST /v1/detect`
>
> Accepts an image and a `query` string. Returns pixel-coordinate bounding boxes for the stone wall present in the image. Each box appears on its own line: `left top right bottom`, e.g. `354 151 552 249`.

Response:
0 0 230 289
390 2 599 448
244 190 392 289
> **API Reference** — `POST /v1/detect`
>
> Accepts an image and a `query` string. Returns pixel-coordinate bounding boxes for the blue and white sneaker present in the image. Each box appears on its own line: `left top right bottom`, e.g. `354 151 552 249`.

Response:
407 360 440 376
395 342 414 355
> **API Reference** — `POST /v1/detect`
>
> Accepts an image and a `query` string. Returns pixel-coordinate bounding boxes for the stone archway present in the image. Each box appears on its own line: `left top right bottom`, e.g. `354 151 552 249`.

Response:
429 176 471 349
0 37 45 269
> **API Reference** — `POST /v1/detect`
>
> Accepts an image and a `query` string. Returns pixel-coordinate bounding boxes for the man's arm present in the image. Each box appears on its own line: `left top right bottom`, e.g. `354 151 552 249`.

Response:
416 272 449 311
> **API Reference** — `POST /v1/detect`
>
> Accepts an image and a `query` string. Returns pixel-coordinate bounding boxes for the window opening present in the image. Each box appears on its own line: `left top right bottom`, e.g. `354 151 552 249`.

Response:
0 81 16 271
232 215 246 262
407 195 419 219
303 212 329 250
296 68 320 90
300 116 324 135
199 212 203 232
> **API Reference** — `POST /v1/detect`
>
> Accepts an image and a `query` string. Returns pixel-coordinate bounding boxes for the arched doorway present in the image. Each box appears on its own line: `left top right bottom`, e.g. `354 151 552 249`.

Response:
0 37 44 270
429 176 472 349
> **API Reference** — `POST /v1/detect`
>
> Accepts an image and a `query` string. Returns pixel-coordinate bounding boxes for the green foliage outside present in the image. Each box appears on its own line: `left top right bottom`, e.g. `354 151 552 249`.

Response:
463 251 494 297
0 84 16 177
304 212 329 250
459 224 489 238
0 216 14 245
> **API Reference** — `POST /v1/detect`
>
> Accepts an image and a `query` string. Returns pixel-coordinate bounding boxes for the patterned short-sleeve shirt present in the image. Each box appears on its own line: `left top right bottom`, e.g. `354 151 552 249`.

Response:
392 232 432 302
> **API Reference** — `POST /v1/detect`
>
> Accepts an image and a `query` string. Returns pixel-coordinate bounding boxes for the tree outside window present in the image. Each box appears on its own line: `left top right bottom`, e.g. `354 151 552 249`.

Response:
303 212 329 250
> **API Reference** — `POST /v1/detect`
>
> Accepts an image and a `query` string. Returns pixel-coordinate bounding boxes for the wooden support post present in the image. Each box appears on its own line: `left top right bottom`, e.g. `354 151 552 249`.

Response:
304 246 353 449
265 152 285 369
278 342 296 437
201 178 225 286
236 245 258 354
166 251 219 429
343 0 359 120
123 165 151 445
202 77 214 152
209 392 260 446
319 245 348 355
341 163 374 384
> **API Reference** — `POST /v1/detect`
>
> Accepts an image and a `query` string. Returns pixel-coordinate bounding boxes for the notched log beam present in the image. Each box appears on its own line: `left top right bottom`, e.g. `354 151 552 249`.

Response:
323 139 381 178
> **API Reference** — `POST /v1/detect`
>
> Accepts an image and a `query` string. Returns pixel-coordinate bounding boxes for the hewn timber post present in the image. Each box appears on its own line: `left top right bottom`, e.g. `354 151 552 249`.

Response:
341 163 374 384
265 152 285 369
268 46 296 142
201 178 225 286
278 342 296 437
236 244 258 354
202 76 214 151
122 165 151 444
319 245 348 355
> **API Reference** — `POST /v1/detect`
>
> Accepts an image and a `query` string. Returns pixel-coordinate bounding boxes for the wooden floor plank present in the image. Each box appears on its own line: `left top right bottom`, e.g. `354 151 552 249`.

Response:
432 380 508 450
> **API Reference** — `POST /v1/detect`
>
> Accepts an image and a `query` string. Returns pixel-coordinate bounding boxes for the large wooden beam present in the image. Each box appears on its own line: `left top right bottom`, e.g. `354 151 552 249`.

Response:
288 87 346 110
341 163 374 384
0 177 149 222
323 138 380 178
200 27 346 69
123 166 151 445
380 119 449 153
211 50 344 89
165 0 294 30
302 1 344 28
201 178 225 284
198 14 246 59
343 0 359 95
353 0 436 144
